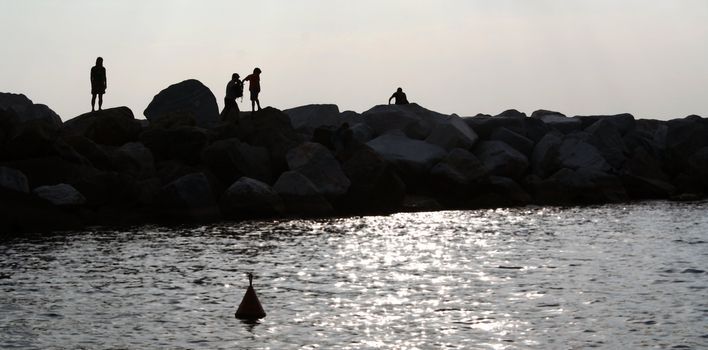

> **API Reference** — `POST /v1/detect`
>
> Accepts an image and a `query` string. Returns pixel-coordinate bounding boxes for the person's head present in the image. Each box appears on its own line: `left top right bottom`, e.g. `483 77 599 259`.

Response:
96 57 103 66
397 87 403 93
232 73 240 80
254 67 261 74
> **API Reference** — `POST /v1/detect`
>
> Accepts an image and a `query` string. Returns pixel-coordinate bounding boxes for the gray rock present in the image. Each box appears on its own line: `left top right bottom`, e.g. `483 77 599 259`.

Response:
430 148 488 186
530 132 562 178
0 92 62 129
286 142 350 196
221 177 284 218
585 117 629 170
273 170 334 215
489 127 535 157
367 131 447 173
63 107 142 146
473 140 529 179
578 113 635 135
111 142 156 179
157 172 220 220
0 166 29 193
284 104 342 135
362 103 441 138
340 144 405 211
557 137 611 172
529 167 626 204
536 114 582 134
350 123 374 143
144 79 219 129
425 114 479 151
33 183 87 206
201 138 272 185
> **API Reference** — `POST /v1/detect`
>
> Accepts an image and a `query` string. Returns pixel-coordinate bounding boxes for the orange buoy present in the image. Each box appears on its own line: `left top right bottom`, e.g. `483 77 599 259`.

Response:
235 272 266 320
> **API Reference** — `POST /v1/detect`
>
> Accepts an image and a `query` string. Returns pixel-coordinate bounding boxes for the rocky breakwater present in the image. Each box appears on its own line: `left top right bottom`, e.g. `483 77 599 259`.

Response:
2 83 707 236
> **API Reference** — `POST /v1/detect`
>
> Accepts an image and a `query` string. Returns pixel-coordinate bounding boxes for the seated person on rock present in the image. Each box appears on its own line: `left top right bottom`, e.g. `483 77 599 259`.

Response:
388 87 409 105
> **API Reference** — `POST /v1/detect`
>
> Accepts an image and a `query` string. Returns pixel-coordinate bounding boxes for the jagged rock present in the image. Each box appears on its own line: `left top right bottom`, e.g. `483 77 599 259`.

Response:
489 127 534 157
140 126 208 164
665 115 708 172
688 147 708 179
72 172 143 207
285 104 342 136
110 142 155 179
350 123 374 143
557 136 611 172
62 135 112 169
0 93 62 128
235 107 302 172
532 112 582 134
473 140 528 179
425 114 479 151
528 168 626 204
487 176 532 204
147 111 196 129
577 113 635 135
340 144 405 211
33 183 86 206
367 131 446 172
621 147 674 198
144 79 219 129
63 107 142 146
156 172 220 220
5 156 100 188
585 117 629 169
530 132 562 178
363 103 440 138
201 138 272 185
0 187 82 235
0 166 29 193
286 142 350 196
430 148 488 187
273 170 334 216
531 109 565 120
495 109 527 119
220 177 284 218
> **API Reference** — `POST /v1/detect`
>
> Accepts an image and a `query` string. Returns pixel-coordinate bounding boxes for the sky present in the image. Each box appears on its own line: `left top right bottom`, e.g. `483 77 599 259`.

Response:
1 0 707 121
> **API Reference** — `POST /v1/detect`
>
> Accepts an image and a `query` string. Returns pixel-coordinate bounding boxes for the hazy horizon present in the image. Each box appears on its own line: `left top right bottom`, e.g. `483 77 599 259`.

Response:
1 0 707 121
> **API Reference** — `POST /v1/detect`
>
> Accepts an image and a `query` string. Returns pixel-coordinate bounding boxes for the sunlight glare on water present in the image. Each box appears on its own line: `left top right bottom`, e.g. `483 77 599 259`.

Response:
0 201 707 349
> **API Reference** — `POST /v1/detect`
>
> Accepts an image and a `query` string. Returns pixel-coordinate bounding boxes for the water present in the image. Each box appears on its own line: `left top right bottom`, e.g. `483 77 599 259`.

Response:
1 201 707 349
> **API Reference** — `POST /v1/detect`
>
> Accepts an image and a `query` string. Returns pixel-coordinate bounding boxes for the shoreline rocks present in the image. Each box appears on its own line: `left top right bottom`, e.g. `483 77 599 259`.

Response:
1 88 707 236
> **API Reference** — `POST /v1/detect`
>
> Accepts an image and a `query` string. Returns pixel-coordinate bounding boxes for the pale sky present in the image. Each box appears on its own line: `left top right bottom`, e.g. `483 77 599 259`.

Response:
1 0 707 121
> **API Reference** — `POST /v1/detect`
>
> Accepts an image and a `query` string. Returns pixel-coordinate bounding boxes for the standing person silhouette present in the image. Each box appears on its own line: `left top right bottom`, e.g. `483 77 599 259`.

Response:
388 87 409 105
90 57 107 112
221 73 243 118
242 68 262 112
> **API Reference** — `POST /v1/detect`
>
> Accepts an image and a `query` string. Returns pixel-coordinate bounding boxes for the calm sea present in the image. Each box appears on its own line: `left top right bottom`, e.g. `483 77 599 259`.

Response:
1 201 707 349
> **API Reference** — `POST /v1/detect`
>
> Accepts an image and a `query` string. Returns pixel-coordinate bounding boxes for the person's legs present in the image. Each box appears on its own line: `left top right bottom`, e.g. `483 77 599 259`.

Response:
91 94 96 111
98 94 103 110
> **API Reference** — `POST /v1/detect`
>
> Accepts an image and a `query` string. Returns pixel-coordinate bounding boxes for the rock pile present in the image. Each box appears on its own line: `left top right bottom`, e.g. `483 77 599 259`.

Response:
2 83 707 236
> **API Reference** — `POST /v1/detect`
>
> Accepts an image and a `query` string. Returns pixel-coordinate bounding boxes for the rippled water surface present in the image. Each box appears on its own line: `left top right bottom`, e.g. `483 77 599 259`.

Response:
1 201 707 349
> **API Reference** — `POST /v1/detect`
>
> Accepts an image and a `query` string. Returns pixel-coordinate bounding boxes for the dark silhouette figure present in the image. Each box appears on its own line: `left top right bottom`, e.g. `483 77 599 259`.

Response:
90 57 107 112
388 87 409 105
243 67 262 112
221 73 243 118
235 272 266 320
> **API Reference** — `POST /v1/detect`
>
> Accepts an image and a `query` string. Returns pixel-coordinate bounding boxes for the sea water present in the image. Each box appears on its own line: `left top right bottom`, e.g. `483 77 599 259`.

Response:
1 201 707 349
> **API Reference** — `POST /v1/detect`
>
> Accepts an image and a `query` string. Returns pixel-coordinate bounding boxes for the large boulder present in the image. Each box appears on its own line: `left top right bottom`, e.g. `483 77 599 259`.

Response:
340 144 406 212
220 177 284 219
0 93 62 129
0 99 63 160
430 148 488 188
528 167 627 204
109 142 156 180
63 107 142 146
362 103 442 138
532 111 582 134
530 132 563 178
0 166 29 193
286 142 350 196
273 170 334 216
284 104 342 136
33 183 87 206
577 113 636 135
62 135 112 169
156 172 220 221
5 156 100 188
665 116 708 172
201 138 272 185
367 131 446 172
235 107 302 172
140 126 209 164
144 79 219 129
489 127 534 157
585 117 629 170
620 146 673 198
473 140 528 179
424 114 479 151
0 187 82 236
557 136 611 172
72 171 144 207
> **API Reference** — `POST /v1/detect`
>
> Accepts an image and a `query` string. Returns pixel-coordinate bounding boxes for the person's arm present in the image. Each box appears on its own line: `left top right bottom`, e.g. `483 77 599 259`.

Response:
388 93 395 104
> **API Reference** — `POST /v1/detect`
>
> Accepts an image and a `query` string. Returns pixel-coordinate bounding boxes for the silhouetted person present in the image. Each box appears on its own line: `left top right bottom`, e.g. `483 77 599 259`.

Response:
221 73 243 118
388 87 409 105
90 57 107 112
243 67 262 112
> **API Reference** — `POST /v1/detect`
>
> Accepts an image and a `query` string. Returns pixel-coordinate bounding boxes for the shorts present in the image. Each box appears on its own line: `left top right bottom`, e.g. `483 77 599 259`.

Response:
250 90 260 101
91 84 105 95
